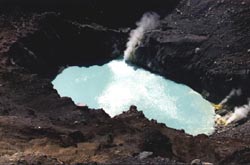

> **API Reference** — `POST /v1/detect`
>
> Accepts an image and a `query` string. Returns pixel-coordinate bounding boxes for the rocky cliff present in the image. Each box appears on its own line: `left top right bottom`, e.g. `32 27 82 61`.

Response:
0 0 250 164
132 0 250 103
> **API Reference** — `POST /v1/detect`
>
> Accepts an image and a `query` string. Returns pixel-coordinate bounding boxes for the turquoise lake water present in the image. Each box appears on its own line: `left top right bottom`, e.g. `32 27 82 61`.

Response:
52 59 215 135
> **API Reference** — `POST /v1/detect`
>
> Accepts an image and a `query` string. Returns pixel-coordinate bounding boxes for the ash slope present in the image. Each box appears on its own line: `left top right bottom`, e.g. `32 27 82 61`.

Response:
0 0 250 164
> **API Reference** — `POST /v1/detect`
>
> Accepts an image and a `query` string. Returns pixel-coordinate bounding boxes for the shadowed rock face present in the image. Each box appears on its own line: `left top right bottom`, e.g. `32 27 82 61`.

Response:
0 0 250 164
7 13 127 78
132 0 250 103
1 0 179 28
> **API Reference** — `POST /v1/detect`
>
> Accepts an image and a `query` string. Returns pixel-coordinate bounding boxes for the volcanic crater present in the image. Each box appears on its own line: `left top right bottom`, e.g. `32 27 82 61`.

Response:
0 0 250 164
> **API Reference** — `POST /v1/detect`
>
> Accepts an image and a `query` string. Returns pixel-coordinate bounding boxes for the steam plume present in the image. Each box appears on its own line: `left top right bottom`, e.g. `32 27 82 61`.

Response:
124 12 160 61
226 101 250 125
219 88 242 105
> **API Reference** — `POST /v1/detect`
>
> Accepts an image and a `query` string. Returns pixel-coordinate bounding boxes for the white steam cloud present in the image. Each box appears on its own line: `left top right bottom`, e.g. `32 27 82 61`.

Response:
124 12 160 61
226 101 250 125
215 88 250 125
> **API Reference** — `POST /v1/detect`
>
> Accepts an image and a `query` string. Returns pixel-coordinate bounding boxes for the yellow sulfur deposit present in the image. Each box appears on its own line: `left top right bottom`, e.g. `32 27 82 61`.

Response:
212 103 223 111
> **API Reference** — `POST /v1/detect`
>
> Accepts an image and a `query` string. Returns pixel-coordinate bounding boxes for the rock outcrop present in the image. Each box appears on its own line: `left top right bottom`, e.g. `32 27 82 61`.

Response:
7 13 127 78
0 0 250 164
132 0 250 103
1 0 179 28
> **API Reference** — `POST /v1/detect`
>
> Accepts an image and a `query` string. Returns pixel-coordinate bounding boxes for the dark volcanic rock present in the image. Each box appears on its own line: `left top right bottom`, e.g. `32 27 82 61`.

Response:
219 148 250 165
140 128 173 158
132 0 250 102
4 154 65 165
108 156 185 165
6 13 127 78
0 0 250 165
1 0 180 28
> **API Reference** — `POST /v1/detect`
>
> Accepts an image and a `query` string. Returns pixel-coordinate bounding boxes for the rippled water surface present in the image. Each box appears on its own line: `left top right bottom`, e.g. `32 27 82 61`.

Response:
52 59 215 135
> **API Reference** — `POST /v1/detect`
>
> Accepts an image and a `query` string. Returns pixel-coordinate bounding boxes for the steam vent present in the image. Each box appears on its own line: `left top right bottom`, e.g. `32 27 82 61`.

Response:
0 0 250 164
